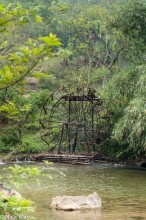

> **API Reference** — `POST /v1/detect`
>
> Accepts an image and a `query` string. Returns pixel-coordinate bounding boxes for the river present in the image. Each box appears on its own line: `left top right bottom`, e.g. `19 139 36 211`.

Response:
0 163 146 220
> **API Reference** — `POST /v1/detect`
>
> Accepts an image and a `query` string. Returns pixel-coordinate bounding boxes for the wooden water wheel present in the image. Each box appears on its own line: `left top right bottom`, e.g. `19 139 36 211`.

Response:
40 87 110 154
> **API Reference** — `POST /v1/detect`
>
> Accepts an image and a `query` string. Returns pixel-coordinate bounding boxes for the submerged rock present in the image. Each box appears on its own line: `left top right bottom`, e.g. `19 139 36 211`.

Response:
0 159 5 165
50 192 101 211
0 184 22 200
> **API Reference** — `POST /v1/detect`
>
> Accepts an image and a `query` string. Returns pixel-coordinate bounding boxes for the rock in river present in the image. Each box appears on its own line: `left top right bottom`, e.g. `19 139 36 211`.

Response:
50 192 101 211
0 184 22 200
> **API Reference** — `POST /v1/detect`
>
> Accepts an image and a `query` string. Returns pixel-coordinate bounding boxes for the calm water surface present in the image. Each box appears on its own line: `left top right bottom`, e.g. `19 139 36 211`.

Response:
0 163 146 220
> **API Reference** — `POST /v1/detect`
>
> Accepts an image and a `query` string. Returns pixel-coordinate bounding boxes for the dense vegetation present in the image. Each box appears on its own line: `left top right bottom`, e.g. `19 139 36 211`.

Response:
0 0 145 162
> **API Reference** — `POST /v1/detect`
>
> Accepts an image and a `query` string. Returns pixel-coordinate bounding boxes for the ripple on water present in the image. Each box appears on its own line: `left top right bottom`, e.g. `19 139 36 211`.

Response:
0 163 146 220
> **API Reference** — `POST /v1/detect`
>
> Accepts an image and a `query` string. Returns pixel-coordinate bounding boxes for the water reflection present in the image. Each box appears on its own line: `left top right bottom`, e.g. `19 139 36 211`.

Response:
51 209 101 220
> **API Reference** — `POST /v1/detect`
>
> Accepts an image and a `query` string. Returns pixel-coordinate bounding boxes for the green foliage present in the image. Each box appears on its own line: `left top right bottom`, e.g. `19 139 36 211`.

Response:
0 4 61 149
112 0 146 41
113 97 146 158
0 166 35 219
0 127 19 151
0 164 59 219
102 64 146 160
102 67 140 117
7 164 54 189
30 89 51 110
0 160 65 219
0 128 48 154
0 196 33 220
0 101 29 119
49 1 110 64
110 0 146 60
0 33 61 89
0 163 65 219
0 3 61 90
0 89 51 153
0 163 56 219
9 165 42 178
20 133 48 153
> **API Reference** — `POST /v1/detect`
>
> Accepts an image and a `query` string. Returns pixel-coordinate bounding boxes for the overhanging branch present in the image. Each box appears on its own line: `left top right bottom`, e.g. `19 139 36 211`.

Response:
0 58 41 90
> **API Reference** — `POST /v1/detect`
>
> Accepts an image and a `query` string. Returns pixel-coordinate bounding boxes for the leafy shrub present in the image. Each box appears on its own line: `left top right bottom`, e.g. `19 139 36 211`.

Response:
25 123 40 132
0 127 19 152
12 133 48 154
0 196 33 220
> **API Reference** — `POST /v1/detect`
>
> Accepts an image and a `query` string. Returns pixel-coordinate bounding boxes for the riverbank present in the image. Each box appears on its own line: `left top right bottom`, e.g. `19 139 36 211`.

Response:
1 152 146 170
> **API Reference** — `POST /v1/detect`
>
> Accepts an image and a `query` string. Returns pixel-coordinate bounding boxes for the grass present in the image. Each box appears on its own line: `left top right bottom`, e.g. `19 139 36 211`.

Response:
20 132 49 153
0 131 49 154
